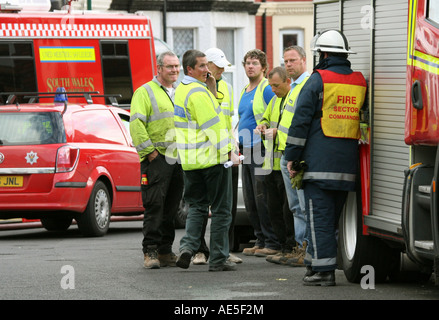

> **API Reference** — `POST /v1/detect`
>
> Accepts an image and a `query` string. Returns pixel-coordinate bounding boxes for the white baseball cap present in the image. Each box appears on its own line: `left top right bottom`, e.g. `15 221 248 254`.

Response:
205 48 232 68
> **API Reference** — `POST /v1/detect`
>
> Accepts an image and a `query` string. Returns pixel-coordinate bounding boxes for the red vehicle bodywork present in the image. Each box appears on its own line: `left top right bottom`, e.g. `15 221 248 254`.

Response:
0 103 143 217
405 0 439 145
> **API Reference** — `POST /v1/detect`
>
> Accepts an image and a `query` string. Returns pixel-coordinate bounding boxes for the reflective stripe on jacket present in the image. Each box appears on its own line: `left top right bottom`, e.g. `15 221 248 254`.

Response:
217 79 234 131
174 80 233 171
130 77 177 162
278 75 309 152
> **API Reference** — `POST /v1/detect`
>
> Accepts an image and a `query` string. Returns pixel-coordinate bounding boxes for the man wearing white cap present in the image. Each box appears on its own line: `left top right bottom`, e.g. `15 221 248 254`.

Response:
191 48 243 266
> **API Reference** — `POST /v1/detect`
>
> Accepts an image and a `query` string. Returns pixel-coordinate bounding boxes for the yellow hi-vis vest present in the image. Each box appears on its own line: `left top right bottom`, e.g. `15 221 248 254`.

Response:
259 94 289 171
174 80 233 171
277 76 309 151
239 78 269 125
217 79 234 131
259 76 309 170
130 77 177 162
317 69 367 139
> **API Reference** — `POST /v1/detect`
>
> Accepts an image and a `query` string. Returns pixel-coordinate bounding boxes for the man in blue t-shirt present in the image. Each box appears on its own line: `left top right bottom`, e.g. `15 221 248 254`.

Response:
238 49 280 257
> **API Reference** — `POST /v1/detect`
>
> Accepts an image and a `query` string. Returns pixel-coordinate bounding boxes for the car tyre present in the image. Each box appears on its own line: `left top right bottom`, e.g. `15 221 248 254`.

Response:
76 180 111 237
41 216 73 232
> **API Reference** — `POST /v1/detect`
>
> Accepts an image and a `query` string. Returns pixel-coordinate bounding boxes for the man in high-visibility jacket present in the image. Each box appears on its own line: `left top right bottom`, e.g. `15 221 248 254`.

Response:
278 46 310 266
285 30 367 286
174 49 240 272
191 48 242 266
238 49 279 258
254 66 296 263
130 51 184 269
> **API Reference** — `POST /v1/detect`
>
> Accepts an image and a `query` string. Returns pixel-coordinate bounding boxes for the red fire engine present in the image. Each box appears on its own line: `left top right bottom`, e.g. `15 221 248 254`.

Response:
0 0 156 226
0 0 156 108
314 0 438 284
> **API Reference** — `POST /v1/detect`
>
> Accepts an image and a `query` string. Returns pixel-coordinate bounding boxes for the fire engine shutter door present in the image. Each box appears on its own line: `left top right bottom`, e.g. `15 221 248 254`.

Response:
370 0 409 230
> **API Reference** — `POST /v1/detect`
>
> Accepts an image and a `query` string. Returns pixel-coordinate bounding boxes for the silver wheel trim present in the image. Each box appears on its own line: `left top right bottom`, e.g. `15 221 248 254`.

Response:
94 189 110 229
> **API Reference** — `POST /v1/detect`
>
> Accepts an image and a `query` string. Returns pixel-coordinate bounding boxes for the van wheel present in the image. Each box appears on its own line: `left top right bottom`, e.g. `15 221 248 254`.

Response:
77 181 111 237
339 190 399 283
41 216 72 232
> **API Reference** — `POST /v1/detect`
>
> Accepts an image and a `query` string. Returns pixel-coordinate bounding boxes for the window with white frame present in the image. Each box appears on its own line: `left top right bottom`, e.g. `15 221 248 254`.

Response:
280 29 304 65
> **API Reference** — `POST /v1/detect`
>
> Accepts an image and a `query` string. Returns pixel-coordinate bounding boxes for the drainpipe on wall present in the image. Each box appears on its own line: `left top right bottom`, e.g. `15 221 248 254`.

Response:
262 0 266 53
163 0 167 42
87 0 91 10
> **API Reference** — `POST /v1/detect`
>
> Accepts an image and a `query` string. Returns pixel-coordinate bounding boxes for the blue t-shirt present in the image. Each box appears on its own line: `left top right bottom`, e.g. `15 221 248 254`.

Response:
238 85 274 148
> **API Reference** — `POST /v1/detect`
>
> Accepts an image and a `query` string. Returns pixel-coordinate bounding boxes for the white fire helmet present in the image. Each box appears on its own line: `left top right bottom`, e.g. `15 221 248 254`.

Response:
310 29 356 55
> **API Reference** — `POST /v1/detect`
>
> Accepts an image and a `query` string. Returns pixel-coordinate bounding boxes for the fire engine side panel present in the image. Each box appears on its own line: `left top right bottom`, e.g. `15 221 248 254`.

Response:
369 0 409 230
129 38 156 93
314 0 340 68
342 0 371 82
406 0 439 145
0 12 155 106
34 39 104 95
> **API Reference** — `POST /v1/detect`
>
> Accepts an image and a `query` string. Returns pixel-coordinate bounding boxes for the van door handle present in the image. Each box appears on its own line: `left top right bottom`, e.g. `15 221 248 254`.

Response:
411 80 423 110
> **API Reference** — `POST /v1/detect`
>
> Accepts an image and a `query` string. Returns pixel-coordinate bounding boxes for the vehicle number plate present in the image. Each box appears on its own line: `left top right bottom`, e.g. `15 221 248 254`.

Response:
0 176 23 187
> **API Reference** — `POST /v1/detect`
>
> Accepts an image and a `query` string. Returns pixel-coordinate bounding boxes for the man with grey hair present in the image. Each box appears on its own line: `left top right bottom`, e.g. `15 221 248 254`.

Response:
130 51 184 269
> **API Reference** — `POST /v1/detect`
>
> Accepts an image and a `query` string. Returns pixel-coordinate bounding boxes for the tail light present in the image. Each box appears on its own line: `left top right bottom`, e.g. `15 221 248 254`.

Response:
56 146 80 173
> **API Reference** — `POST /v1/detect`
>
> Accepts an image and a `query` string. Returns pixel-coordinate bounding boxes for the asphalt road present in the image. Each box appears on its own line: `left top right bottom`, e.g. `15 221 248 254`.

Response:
0 219 438 308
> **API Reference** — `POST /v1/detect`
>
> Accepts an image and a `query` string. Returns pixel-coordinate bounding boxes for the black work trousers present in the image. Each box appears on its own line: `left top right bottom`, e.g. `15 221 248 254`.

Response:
141 154 184 254
265 170 295 252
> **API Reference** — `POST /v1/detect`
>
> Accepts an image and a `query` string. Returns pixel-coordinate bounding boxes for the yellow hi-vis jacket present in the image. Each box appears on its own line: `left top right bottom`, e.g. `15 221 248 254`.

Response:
259 75 309 170
174 77 233 171
217 78 234 131
130 77 177 162
277 75 309 151
239 78 269 125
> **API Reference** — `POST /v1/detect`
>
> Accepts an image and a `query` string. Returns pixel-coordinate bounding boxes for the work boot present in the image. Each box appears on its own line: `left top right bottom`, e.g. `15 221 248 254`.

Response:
303 265 316 279
266 252 284 263
192 252 208 265
274 247 298 265
158 252 177 267
176 250 192 269
254 248 279 257
286 242 307 267
209 261 237 272
303 271 336 286
144 250 160 269
242 245 263 256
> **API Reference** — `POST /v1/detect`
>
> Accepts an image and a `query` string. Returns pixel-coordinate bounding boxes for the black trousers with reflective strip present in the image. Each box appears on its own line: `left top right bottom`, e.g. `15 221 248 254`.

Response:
304 182 348 272
141 154 184 254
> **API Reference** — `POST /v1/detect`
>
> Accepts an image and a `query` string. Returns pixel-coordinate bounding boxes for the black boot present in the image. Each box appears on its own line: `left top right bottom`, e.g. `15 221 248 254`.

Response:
303 265 316 279
303 271 335 286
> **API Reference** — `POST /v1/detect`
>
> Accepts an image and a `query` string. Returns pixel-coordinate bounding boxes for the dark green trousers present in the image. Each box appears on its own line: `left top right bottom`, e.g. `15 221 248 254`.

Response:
180 165 232 266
